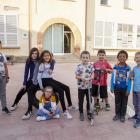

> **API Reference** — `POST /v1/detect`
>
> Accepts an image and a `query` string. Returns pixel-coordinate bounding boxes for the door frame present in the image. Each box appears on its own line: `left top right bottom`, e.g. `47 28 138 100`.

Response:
64 31 72 55
52 24 72 55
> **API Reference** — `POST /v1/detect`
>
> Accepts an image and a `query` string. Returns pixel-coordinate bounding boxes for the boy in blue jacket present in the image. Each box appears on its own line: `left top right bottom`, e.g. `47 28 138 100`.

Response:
110 50 132 122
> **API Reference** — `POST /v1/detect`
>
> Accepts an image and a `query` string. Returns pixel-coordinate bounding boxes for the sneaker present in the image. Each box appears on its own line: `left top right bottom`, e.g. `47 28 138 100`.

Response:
62 110 73 119
106 104 110 111
10 104 17 111
22 111 34 120
36 116 46 121
128 114 137 121
53 114 60 119
93 103 97 111
67 104 78 110
2 107 11 115
113 115 120 121
79 113 84 121
120 116 125 122
134 119 140 128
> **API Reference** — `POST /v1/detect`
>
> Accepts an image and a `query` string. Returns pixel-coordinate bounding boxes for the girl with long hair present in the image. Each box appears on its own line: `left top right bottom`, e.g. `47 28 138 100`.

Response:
10 47 40 111
37 50 78 119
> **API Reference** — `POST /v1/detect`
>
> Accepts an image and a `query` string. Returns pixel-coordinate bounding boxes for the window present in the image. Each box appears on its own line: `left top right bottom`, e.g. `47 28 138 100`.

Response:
124 0 132 9
101 0 110 6
117 24 133 48
94 21 113 48
0 14 18 47
137 26 140 48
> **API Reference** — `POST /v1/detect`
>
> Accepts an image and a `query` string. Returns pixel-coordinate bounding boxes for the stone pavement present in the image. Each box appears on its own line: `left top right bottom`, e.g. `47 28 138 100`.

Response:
0 62 140 140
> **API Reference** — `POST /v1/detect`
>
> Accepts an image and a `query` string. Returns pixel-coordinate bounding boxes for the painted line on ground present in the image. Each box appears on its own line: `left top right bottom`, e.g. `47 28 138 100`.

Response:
107 86 135 117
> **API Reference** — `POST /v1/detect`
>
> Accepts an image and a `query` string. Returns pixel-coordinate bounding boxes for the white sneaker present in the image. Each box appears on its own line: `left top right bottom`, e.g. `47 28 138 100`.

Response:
62 110 73 119
53 114 60 119
10 104 17 111
22 111 34 120
36 116 46 121
67 104 79 110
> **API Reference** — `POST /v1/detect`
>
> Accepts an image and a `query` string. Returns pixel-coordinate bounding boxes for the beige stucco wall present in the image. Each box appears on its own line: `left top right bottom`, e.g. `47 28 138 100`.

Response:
87 0 140 56
31 0 85 53
0 0 29 56
0 0 85 56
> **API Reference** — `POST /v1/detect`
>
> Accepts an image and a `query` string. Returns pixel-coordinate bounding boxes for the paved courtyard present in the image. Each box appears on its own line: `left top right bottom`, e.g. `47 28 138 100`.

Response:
0 62 140 140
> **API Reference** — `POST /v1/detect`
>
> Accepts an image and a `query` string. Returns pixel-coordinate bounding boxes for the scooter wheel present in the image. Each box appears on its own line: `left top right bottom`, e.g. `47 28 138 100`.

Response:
90 119 94 125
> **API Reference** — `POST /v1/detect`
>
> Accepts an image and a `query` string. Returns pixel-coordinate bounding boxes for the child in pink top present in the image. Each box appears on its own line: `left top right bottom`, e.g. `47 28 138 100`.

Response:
92 49 112 111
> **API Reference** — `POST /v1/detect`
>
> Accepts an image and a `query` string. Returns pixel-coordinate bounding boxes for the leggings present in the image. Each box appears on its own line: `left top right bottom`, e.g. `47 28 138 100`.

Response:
42 78 72 111
27 84 40 111
13 80 33 105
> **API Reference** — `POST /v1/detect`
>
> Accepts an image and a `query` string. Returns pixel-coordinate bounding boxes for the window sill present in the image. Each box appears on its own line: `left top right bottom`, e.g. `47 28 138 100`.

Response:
2 46 21 49
124 7 133 10
100 4 111 7
93 47 140 50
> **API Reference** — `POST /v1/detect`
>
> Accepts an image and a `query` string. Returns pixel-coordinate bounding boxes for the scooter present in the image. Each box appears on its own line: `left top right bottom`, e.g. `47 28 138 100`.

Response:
87 79 94 125
94 69 106 115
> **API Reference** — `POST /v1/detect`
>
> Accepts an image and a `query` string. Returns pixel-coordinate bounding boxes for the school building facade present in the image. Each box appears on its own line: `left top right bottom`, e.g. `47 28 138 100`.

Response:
0 0 140 61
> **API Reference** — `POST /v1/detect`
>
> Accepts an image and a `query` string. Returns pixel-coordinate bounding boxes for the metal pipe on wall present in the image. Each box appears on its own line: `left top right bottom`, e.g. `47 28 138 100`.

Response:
28 0 32 53
85 0 87 51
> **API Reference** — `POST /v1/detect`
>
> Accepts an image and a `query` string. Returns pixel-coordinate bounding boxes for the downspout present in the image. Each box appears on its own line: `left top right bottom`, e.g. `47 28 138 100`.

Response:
85 0 87 51
29 0 32 52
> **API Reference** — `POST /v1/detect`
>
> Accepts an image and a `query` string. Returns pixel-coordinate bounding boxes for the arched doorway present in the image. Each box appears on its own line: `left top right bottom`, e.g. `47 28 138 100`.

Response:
37 18 82 55
43 24 73 55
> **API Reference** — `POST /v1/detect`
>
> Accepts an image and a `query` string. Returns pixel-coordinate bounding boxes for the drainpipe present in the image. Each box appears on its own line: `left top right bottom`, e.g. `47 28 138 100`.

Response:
28 0 32 52
85 0 87 51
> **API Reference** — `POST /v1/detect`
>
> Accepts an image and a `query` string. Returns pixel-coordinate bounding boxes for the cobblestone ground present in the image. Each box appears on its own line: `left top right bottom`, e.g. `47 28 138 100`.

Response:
0 62 139 140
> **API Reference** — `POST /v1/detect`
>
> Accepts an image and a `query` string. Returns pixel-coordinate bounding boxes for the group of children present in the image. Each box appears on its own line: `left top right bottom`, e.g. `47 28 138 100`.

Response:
75 49 140 128
0 39 140 128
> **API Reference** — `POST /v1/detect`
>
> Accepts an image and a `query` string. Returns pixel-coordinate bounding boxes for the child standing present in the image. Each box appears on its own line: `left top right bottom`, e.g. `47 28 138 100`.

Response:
111 50 132 122
0 41 11 114
92 49 112 111
128 51 140 128
36 86 60 121
75 51 94 121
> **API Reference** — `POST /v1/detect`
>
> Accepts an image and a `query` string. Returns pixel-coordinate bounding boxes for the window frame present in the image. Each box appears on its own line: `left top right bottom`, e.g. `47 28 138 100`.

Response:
124 0 133 10
100 0 111 6
0 14 19 48
136 25 140 48
94 20 113 48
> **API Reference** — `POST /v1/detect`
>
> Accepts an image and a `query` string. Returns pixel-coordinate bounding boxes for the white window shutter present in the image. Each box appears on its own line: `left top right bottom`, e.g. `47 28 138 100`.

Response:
95 21 103 47
117 24 122 47
104 22 112 47
0 15 5 46
137 26 140 48
95 21 103 36
6 15 18 46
